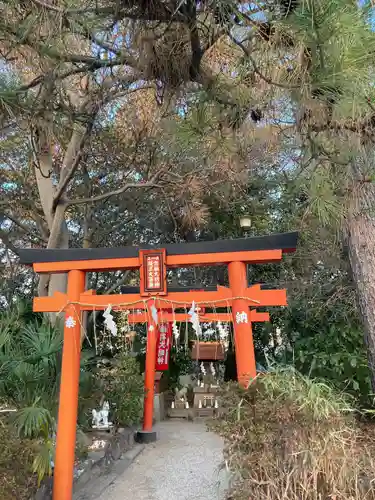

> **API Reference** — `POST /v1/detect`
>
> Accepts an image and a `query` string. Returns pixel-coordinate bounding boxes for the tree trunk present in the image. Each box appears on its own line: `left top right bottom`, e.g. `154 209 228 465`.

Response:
347 181 375 390
34 117 89 299
34 146 70 298
33 81 93 301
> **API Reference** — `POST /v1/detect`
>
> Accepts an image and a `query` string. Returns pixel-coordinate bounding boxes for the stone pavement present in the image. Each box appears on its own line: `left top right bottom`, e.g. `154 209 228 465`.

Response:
95 420 230 500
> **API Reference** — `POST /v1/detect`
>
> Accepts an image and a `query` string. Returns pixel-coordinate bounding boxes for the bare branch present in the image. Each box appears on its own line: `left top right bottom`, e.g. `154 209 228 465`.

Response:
228 33 299 90
67 180 162 206
105 270 131 294
1 211 47 243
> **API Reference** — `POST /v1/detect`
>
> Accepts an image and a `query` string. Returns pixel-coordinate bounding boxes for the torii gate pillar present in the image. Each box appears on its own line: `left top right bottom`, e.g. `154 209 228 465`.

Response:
228 261 256 386
53 270 85 500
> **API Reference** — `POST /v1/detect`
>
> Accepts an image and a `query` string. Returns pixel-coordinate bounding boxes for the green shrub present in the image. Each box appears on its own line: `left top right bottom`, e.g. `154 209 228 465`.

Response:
0 306 98 484
99 354 144 426
267 295 372 405
168 346 194 390
210 367 375 500
285 318 371 404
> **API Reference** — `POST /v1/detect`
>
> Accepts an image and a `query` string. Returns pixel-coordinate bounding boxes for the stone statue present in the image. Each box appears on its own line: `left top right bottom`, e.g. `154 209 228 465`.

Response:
92 401 112 429
175 386 188 402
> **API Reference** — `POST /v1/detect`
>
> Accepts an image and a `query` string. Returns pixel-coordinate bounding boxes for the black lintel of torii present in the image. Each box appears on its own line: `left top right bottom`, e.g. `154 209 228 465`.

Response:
18 231 298 265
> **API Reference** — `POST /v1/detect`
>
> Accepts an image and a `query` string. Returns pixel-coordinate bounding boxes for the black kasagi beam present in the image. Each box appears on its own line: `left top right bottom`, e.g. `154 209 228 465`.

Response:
19 232 298 265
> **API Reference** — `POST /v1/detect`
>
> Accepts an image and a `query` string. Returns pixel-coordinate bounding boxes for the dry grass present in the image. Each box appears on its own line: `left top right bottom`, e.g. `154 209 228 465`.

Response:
209 367 375 500
0 421 37 500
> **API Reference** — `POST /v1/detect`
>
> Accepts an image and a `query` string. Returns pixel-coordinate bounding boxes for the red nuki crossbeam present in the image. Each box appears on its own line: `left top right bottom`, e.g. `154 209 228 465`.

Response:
33 285 287 313
127 310 270 323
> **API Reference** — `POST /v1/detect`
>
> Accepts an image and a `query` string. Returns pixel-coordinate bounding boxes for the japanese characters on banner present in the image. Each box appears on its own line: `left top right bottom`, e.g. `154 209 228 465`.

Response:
156 323 172 371
140 249 167 296
146 254 161 290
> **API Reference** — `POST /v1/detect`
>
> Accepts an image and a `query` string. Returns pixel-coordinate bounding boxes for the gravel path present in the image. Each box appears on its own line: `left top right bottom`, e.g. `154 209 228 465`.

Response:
96 420 229 500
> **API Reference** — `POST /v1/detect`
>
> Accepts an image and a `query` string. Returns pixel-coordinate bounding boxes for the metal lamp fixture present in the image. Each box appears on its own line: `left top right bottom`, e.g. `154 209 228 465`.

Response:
239 215 251 230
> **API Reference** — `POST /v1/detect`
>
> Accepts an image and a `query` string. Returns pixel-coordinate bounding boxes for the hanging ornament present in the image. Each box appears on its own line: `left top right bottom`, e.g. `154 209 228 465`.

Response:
65 316 76 329
200 362 206 376
202 321 216 341
103 305 117 336
172 321 180 342
275 327 282 346
188 301 202 338
151 304 158 325
125 331 136 352
210 362 216 378
217 321 229 351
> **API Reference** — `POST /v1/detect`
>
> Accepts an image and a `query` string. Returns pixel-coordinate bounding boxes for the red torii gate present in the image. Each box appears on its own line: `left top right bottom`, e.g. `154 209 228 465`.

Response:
19 231 298 500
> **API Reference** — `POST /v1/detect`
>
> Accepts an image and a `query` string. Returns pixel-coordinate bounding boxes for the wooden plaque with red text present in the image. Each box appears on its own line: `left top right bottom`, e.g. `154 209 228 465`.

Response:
139 249 167 296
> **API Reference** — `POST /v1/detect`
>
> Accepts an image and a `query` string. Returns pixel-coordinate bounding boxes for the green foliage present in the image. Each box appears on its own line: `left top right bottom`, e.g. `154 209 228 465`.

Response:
0 305 62 411
0 308 59 484
168 346 195 390
99 354 144 426
13 400 54 439
257 366 353 419
31 439 54 487
77 350 102 430
0 305 98 485
285 310 371 403
0 72 30 124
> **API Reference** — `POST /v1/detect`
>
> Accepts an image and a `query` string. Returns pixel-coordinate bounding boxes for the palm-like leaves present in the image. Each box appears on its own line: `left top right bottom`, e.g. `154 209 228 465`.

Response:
0 304 62 412
13 400 54 439
0 306 62 484
32 439 54 486
0 305 100 484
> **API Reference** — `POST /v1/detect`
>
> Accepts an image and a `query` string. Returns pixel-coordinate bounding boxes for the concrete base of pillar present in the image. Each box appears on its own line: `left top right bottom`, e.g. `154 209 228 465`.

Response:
153 393 165 422
135 430 157 444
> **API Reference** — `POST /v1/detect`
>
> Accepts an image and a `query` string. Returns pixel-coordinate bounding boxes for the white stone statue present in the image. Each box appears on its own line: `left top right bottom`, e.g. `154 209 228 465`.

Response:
175 386 188 402
92 401 113 429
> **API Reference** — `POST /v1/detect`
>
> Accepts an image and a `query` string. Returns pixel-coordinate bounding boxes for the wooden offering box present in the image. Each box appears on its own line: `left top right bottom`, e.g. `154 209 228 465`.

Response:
195 407 216 419
191 341 224 361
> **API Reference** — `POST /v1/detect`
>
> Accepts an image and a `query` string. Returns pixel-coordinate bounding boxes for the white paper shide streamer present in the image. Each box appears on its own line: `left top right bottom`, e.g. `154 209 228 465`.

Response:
188 301 202 338
103 305 117 337
172 321 180 341
217 321 229 351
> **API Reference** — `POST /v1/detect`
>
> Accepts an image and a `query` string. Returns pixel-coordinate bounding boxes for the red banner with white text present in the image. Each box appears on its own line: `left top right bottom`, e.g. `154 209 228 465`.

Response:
155 322 172 371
